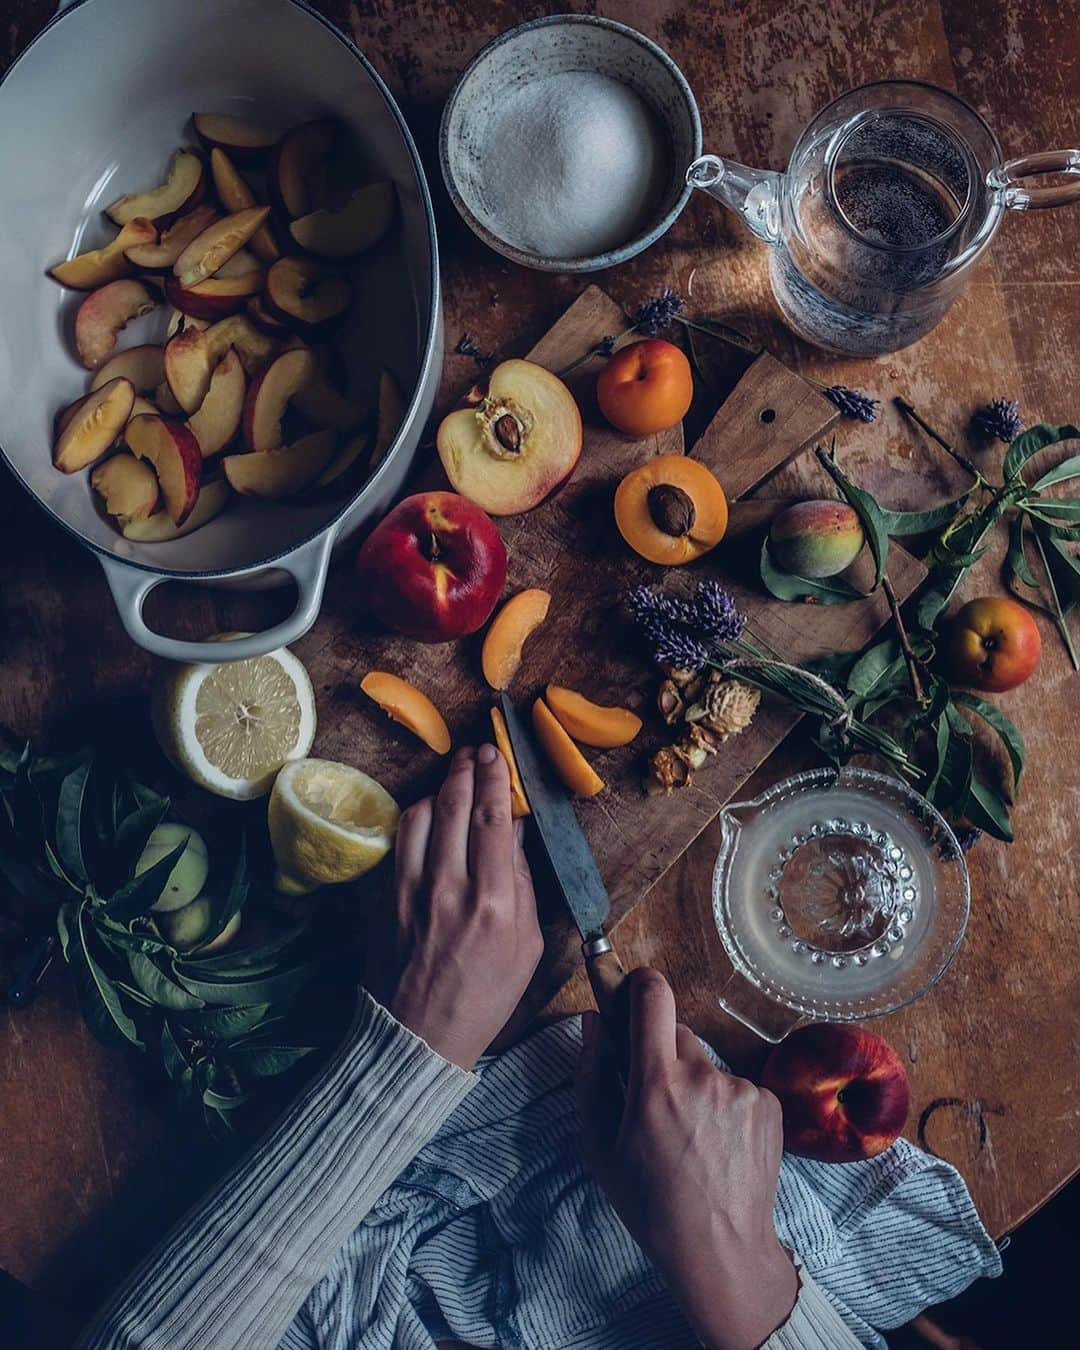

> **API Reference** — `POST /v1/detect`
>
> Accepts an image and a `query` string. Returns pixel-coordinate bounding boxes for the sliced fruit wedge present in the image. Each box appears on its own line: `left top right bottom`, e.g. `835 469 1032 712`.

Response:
243 346 317 451
123 475 230 542
49 218 156 290
90 343 165 394
490 706 530 817
188 348 246 457
173 205 271 287
125 414 203 524
222 429 337 498
91 451 160 525
52 377 135 472
270 118 337 218
532 697 604 798
314 430 371 489
481 589 551 690
369 368 405 470
166 309 209 339
75 279 157 369
264 256 351 329
106 149 206 225
544 684 642 748
127 395 160 424
289 181 395 259
165 259 264 321
209 148 280 262
359 671 451 754
193 111 277 163
247 294 292 335
123 204 218 270
293 356 367 431
155 380 183 415
164 326 212 414
205 314 277 376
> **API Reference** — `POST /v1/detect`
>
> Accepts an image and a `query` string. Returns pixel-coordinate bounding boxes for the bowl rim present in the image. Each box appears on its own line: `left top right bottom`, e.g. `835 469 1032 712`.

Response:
0 0 441 582
439 12 703 273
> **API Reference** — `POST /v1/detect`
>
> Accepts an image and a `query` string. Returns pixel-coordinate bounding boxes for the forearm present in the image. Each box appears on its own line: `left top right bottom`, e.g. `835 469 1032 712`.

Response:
78 991 474 1350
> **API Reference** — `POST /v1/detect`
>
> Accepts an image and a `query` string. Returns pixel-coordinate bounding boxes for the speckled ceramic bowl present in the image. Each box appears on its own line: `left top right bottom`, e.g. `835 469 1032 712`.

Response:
440 14 701 272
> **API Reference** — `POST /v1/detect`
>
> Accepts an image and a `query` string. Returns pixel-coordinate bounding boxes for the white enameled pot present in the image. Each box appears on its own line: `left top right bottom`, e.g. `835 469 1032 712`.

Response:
0 0 441 662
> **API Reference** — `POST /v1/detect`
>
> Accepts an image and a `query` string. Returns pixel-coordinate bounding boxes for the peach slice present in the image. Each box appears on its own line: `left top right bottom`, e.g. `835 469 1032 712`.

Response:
204 314 277 376
128 395 159 422
489 706 530 817
188 348 246 457
270 118 337 218
222 429 337 499
123 204 218 271
122 475 230 541
91 452 160 525
209 148 281 263
437 359 582 516
52 377 135 473
263 256 352 330
242 346 317 451
545 685 642 749
531 698 604 798
90 343 165 394
125 414 203 524
246 294 291 336
173 205 270 287
360 671 451 755
74 280 157 369
370 369 405 471
166 309 209 339
289 182 395 259
106 149 206 226
164 261 264 321
164 326 212 414
49 218 157 290
481 589 551 690
193 112 277 164
155 380 183 415
314 431 371 489
293 355 367 431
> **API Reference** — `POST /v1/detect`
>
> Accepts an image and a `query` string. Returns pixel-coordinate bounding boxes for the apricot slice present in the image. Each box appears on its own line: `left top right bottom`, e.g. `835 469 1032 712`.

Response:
489 707 530 818
531 698 604 798
360 672 451 755
481 588 551 690
545 685 642 749
614 453 728 565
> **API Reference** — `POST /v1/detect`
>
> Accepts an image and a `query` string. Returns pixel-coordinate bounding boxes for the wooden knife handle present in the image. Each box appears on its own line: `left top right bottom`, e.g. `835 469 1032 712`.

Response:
584 937 631 1086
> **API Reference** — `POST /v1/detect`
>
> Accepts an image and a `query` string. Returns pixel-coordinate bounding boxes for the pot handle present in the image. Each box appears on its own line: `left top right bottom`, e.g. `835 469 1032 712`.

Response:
990 149 1080 210
98 531 334 664
717 968 805 1044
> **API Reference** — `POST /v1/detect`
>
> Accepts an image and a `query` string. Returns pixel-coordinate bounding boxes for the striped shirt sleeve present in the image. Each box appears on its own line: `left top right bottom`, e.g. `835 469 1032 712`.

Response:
762 1261 864 1349
76 990 476 1350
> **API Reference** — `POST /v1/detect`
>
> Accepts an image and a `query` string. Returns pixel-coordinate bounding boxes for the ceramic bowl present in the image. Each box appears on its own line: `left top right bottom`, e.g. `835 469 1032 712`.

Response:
440 14 701 272
0 0 442 663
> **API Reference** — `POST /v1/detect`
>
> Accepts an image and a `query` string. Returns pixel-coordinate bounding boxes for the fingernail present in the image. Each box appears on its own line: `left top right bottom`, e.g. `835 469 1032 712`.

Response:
477 742 498 764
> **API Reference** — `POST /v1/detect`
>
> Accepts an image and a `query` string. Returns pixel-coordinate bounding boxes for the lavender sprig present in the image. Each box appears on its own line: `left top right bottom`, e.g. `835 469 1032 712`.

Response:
970 398 1023 445
821 385 879 423
954 825 983 853
453 332 494 368
631 286 685 336
691 579 746 643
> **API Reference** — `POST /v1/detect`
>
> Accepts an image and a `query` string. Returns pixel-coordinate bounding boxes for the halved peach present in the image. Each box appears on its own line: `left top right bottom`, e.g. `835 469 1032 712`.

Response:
289 181 395 259
532 698 604 798
91 452 160 525
164 326 212 414
481 589 551 690
90 343 165 394
204 314 277 376
270 119 337 218
360 671 451 755
74 280 157 369
489 706 530 817
173 205 271 287
188 348 246 458
193 112 277 164
52 377 135 473
369 369 405 470
242 346 317 451
263 256 351 330
293 353 367 431
106 149 206 226
222 429 337 498
246 294 291 336
123 204 218 271
125 414 203 524
122 475 230 541
314 431 371 489
437 359 582 516
209 148 280 262
545 685 642 749
49 218 157 290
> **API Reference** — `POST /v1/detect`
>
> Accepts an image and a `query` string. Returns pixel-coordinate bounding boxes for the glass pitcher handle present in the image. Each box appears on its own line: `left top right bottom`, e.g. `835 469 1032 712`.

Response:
990 149 1080 210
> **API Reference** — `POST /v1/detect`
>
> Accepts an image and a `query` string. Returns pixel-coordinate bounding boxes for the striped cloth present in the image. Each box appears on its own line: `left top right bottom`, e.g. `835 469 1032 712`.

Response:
279 1017 1001 1350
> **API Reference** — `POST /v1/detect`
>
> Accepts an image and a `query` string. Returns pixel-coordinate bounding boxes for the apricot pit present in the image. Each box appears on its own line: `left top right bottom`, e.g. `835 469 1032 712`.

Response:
614 453 728 565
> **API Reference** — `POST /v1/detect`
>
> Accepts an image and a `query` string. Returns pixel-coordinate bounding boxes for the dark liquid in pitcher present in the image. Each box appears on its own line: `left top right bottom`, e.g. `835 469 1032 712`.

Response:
834 158 960 254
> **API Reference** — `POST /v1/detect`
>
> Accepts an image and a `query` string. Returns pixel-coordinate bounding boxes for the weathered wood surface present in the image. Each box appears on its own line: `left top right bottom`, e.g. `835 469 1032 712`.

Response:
1 0 1078 1306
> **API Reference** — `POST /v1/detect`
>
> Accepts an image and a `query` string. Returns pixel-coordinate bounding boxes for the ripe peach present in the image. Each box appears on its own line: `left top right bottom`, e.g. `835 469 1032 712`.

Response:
943 596 1041 693
596 338 693 438
769 500 865 578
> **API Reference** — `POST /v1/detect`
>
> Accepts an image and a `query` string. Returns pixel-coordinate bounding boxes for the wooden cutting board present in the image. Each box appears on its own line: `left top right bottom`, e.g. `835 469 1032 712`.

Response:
307 286 925 996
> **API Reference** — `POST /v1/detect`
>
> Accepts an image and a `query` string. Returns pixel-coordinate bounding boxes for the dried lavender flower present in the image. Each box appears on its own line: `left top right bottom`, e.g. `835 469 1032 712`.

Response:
626 586 706 672
626 586 694 632
651 628 709 674
598 334 617 358
691 580 745 644
970 398 1022 445
822 385 879 423
632 287 684 337
453 332 494 367
955 825 983 853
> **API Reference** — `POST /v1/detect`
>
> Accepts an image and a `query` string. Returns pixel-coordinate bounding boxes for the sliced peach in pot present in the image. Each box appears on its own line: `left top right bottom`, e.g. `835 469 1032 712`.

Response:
263 256 351 330
125 414 203 524
123 204 218 271
614 454 728 566
209 148 281 262
293 354 367 431
289 181 395 259
164 257 264 321
437 358 582 516
166 310 209 339
49 217 156 290
204 314 277 376
155 380 183 415
188 348 246 457
173 205 270 288
481 589 551 690
52 377 135 473
242 346 317 451
222 429 337 499
489 706 530 817
106 149 206 226
122 475 230 542
91 452 160 525
193 112 277 164
531 698 604 798
545 685 642 749
360 671 451 755
74 280 157 370
90 343 165 394
246 294 291 336
164 326 212 414
314 430 371 490
270 118 337 218
370 369 405 471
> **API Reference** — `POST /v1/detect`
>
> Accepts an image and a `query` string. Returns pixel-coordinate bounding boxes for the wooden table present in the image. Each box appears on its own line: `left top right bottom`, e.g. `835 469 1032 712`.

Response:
2 0 1078 1324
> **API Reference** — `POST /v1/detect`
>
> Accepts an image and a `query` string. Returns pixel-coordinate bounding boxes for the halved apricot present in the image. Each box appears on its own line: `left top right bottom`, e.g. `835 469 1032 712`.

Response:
481 588 551 690
360 671 451 755
545 685 642 749
489 707 530 818
614 453 728 565
532 698 604 798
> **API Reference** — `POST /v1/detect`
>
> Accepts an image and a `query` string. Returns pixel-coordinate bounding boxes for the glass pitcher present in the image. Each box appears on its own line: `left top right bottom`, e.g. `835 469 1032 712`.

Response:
687 80 1080 357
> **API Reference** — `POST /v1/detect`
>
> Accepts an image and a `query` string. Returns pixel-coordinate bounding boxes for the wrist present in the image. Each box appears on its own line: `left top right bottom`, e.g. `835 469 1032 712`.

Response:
667 1238 798 1350
389 963 480 1071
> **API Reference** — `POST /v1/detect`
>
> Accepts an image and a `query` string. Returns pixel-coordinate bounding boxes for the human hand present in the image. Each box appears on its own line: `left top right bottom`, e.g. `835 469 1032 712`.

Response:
576 968 798 1350
389 744 542 1070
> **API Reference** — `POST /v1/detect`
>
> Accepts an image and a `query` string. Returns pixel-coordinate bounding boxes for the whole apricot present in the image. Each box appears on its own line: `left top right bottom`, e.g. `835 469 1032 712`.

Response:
943 596 1041 693
769 500 864 578
596 338 693 438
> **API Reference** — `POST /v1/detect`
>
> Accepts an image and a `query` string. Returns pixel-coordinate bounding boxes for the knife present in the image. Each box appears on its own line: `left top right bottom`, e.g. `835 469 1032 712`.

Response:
499 694 630 1074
